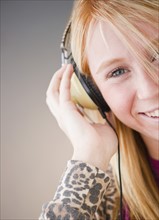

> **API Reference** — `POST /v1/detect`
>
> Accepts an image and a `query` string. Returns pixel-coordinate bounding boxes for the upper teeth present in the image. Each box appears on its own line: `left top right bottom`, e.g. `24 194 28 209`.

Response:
145 109 159 117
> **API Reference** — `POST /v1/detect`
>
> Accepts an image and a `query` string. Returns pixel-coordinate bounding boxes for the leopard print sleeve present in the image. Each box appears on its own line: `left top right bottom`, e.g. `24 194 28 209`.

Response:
39 160 111 220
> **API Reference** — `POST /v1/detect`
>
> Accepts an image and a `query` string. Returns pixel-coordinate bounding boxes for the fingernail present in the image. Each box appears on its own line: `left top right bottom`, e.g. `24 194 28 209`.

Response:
66 64 73 71
61 64 67 69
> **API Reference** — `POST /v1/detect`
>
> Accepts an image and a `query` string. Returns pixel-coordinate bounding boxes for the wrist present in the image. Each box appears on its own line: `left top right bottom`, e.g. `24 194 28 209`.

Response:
72 151 110 172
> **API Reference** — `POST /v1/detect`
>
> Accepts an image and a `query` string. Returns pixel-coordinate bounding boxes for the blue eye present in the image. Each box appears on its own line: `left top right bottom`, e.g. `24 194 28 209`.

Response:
111 68 129 77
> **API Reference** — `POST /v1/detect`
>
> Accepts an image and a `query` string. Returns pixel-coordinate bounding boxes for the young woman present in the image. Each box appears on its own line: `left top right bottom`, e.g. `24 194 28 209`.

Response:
40 0 159 219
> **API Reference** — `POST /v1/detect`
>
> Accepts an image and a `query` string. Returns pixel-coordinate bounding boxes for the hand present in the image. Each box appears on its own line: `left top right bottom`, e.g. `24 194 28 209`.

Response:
46 64 118 171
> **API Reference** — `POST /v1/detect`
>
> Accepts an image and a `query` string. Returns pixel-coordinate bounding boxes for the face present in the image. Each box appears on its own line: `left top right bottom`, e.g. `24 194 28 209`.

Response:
86 21 159 141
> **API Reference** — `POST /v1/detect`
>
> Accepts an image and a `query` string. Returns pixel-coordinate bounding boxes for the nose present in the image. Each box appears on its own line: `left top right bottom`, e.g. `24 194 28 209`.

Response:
136 70 158 100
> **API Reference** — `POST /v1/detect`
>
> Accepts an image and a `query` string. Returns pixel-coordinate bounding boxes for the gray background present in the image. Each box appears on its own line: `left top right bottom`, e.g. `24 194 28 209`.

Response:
1 0 74 219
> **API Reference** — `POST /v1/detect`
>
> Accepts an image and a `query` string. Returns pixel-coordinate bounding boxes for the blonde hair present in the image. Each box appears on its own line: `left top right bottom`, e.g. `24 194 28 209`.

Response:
70 0 159 219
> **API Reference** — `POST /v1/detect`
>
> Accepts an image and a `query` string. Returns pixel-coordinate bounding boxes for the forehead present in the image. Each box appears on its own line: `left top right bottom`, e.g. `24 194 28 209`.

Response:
86 20 158 73
86 21 131 73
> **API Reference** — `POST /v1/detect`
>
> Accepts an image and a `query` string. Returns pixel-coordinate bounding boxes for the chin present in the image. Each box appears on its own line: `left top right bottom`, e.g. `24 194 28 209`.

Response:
140 131 159 142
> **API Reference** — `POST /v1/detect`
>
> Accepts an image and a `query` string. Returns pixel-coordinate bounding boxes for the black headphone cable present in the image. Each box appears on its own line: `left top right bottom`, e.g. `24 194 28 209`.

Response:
99 108 123 220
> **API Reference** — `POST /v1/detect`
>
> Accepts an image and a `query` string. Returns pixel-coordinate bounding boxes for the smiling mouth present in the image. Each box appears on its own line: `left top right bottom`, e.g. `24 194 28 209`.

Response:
141 109 159 118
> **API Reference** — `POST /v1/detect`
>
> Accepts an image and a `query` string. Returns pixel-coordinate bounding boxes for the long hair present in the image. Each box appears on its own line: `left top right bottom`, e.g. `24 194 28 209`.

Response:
70 0 159 219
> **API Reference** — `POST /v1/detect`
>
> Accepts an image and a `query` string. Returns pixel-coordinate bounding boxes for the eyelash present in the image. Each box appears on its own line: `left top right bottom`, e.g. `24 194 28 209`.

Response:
108 67 130 78
106 52 159 79
108 52 159 79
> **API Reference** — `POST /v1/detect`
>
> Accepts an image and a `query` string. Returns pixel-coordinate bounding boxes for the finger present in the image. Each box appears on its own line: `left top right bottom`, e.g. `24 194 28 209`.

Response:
46 64 67 98
46 95 59 118
59 64 74 103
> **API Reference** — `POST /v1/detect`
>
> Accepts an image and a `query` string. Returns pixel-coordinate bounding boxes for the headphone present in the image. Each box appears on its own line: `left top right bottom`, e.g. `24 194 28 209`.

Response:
61 22 123 219
61 22 110 118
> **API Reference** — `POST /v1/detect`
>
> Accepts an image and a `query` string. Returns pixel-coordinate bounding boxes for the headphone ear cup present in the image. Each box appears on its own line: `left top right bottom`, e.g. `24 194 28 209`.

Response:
80 75 110 112
70 73 99 109
70 57 110 113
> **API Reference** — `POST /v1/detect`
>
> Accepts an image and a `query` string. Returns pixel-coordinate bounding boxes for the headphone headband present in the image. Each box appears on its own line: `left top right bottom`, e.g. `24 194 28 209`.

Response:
61 22 110 113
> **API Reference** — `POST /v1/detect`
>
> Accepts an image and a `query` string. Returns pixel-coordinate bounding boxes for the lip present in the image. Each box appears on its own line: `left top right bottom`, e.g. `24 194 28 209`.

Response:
141 108 159 114
138 112 159 124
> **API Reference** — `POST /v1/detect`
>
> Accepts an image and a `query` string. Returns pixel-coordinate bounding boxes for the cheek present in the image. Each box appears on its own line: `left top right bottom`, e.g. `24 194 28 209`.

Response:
101 85 134 123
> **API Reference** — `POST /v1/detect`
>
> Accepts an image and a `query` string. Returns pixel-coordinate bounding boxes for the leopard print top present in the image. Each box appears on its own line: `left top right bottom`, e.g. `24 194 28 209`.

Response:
39 160 120 220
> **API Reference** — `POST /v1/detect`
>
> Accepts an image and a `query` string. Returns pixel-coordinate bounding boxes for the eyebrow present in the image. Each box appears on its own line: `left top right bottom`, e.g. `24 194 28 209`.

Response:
95 58 126 74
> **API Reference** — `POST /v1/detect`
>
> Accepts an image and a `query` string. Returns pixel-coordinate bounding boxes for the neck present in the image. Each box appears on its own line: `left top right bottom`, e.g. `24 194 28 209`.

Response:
141 135 159 160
